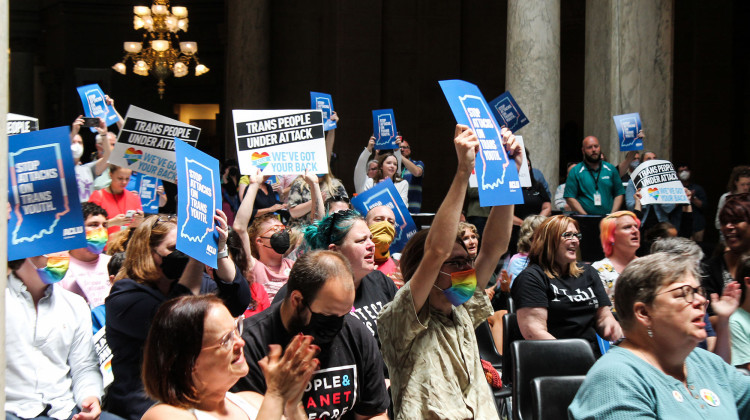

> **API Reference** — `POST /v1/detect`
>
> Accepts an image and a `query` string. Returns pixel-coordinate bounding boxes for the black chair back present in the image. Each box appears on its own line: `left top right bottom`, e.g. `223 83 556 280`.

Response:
511 339 595 420
501 313 523 385
474 320 502 369
531 375 586 420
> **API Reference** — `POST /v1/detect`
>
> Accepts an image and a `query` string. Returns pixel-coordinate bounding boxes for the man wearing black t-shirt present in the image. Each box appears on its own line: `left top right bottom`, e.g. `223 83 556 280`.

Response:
234 250 389 420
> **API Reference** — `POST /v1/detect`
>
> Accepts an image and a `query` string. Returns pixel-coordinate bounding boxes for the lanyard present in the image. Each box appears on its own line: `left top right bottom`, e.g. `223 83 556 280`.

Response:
586 164 601 191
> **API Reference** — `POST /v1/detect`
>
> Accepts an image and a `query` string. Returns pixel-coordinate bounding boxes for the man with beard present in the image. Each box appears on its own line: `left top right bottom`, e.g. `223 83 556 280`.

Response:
234 250 389 420
564 136 625 215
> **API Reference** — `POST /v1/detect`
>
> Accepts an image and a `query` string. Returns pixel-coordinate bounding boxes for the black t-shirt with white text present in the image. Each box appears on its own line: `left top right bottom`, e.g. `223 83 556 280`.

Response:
232 303 390 419
271 270 398 345
511 263 611 355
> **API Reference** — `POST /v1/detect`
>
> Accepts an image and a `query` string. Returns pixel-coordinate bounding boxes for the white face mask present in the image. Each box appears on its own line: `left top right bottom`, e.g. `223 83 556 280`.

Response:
678 170 690 181
71 143 84 159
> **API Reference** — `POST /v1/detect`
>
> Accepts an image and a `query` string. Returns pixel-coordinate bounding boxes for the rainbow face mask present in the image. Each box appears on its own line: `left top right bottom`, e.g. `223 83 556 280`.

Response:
434 268 477 306
86 227 108 254
35 253 70 285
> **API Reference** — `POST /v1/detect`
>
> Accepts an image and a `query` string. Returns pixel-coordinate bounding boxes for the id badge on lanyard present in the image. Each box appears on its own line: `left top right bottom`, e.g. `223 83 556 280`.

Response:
594 191 602 206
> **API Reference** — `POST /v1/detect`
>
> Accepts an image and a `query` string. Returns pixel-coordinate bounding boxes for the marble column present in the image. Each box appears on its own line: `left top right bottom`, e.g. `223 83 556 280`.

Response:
506 0 561 194
1 0 8 403
584 0 673 162
224 0 271 160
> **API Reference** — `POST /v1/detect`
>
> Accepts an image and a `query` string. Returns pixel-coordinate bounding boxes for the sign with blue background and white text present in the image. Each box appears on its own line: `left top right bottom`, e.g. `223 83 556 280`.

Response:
489 91 529 133
310 92 337 131
76 84 120 131
126 172 162 214
233 109 328 176
109 105 201 183
7 126 86 260
613 112 643 151
351 179 417 253
372 109 398 150
175 139 221 268
439 79 523 206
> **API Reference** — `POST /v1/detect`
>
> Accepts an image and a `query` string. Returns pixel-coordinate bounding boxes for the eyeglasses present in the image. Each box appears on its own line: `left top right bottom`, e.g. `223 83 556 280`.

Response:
151 214 176 230
443 257 475 270
656 284 707 304
260 224 285 238
203 314 245 351
561 232 583 241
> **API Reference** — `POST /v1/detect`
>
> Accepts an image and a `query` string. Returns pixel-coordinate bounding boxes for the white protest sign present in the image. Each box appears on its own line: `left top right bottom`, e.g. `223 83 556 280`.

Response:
7 113 39 136
515 135 531 188
233 109 328 175
631 159 689 205
109 106 201 182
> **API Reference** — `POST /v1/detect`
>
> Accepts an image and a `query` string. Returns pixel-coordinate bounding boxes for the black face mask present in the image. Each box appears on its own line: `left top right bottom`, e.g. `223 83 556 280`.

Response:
301 301 345 346
160 250 190 279
267 230 290 254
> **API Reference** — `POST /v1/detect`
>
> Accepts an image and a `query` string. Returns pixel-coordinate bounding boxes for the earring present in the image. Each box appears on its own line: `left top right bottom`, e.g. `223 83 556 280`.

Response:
647 326 653 338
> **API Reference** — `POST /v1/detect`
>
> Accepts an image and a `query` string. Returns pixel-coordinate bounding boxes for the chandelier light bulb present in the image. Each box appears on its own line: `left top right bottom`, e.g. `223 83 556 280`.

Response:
133 6 151 16
171 6 188 18
165 16 178 32
179 41 197 55
143 15 154 31
152 4 168 15
173 62 188 77
195 64 209 76
112 62 127 75
134 60 150 76
124 42 142 53
133 16 144 30
151 40 170 52
177 18 189 32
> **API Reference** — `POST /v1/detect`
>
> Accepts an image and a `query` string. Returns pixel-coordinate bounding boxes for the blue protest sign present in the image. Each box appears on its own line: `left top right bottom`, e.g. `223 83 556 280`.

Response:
489 91 529 133
76 84 120 132
126 172 162 214
310 92 337 131
372 109 398 150
613 113 643 151
175 139 221 268
351 179 417 253
439 80 524 206
8 126 87 260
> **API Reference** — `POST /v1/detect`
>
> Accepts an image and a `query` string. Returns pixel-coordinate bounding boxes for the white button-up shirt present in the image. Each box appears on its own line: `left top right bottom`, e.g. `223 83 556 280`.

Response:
5 273 103 419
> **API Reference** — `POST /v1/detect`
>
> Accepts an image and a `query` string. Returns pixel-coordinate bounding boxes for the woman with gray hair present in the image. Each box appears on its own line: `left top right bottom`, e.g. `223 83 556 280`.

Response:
569 252 750 419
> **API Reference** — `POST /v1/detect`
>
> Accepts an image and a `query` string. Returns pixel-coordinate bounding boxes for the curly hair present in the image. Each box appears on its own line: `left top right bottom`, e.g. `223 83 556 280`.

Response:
517 215 547 254
246 213 282 259
304 209 364 250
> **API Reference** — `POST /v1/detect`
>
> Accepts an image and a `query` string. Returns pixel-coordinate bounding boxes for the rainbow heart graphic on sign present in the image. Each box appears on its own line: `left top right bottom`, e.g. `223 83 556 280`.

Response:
124 147 143 165
647 187 659 201
252 152 271 171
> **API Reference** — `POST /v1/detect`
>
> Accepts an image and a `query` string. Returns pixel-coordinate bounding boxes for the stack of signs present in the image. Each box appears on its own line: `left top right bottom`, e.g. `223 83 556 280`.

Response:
372 109 398 150
76 84 121 132
175 139 222 268
351 179 417 253
109 106 201 183
233 109 328 175
489 91 529 133
439 80 523 206
310 92 337 131
613 113 643 151
631 160 689 205
7 113 39 136
7 126 86 260
127 172 162 214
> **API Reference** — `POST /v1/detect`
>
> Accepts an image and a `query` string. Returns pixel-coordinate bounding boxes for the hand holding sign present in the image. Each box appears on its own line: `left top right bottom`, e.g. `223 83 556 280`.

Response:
454 125 480 174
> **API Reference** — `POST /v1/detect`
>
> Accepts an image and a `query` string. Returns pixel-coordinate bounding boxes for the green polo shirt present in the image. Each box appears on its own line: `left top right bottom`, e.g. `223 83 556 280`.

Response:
563 161 625 215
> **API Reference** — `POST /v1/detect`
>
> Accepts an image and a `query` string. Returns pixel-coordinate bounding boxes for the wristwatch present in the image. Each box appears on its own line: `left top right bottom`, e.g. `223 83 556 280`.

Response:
217 247 229 259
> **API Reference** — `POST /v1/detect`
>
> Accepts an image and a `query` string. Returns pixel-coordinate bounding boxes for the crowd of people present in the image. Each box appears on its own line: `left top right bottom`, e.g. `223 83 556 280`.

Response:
6 95 750 420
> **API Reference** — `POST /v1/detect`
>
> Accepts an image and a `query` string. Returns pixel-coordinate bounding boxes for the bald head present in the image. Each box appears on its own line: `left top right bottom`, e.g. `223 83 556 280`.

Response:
582 136 602 164
366 205 396 227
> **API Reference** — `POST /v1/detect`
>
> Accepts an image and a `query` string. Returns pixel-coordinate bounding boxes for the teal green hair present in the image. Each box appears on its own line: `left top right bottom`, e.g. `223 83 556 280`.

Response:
304 209 364 249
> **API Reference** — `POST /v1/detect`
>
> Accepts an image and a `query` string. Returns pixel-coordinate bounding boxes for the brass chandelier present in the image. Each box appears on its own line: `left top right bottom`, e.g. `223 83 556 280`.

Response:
112 0 209 98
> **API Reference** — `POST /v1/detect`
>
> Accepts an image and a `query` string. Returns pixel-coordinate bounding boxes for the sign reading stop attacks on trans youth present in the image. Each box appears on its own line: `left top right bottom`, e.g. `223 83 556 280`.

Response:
233 109 328 176
8 126 87 260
